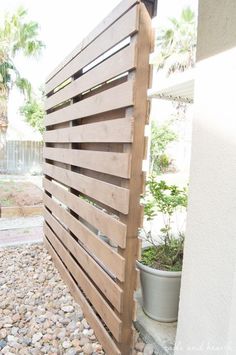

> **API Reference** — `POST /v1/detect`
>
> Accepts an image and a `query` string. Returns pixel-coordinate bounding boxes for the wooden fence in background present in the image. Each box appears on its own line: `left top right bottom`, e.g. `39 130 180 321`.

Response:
43 1 153 353
0 140 43 175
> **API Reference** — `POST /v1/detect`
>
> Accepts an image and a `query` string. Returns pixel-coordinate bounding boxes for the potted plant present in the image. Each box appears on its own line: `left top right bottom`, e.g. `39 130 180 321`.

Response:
137 176 188 322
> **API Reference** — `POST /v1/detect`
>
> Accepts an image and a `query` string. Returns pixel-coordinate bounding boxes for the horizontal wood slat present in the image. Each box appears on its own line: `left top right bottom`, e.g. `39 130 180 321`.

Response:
44 238 121 355
44 193 125 281
44 147 131 178
45 6 138 94
45 79 134 126
46 0 139 83
43 169 127 246
44 223 122 340
43 166 130 214
44 117 134 144
45 44 136 111
44 208 123 311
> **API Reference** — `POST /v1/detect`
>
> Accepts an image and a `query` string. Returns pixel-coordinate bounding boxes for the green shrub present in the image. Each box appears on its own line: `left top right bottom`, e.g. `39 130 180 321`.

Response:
150 121 177 174
141 176 188 271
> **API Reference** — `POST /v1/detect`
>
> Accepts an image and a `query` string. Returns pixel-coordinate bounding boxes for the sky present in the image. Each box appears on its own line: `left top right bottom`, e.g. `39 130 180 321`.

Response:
1 0 198 139
2 0 123 88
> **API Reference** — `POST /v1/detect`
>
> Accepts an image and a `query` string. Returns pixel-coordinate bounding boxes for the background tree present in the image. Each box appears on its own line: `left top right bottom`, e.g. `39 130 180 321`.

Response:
153 7 196 76
149 7 196 176
0 7 44 161
20 92 44 135
150 120 177 174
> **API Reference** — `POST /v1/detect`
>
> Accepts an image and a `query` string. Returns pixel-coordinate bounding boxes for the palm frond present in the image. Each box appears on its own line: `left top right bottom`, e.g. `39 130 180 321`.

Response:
181 7 195 23
0 6 45 58
0 7 44 101
0 61 14 87
154 7 197 75
15 77 32 100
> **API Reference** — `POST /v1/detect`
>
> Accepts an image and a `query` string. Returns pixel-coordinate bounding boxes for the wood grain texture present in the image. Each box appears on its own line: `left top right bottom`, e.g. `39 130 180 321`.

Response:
45 44 136 110
45 79 134 126
43 174 127 245
45 6 138 94
44 238 121 355
44 208 123 311
43 166 129 214
43 147 131 178
44 223 122 340
117 5 153 354
44 193 125 281
46 0 139 83
44 117 134 144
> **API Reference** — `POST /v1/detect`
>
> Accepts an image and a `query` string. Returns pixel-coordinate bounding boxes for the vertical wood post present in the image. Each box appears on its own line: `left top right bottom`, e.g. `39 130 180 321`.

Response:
118 4 153 354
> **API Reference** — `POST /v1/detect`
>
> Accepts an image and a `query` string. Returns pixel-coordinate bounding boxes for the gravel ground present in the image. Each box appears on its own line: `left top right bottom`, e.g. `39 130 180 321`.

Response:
0 244 152 355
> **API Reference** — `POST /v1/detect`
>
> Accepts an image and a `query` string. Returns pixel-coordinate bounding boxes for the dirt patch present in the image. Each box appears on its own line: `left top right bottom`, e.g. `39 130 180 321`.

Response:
0 180 43 207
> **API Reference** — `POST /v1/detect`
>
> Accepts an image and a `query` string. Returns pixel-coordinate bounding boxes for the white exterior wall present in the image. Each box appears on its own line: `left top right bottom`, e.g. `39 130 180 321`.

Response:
175 1 236 354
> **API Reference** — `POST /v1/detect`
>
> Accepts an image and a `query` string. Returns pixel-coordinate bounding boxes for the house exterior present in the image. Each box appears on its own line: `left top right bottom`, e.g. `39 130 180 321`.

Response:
145 0 236 353
175 1 236 354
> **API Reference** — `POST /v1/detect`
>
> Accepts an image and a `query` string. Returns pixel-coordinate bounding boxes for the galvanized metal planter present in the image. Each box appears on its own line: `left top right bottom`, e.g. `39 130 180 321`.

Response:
137 260 182 322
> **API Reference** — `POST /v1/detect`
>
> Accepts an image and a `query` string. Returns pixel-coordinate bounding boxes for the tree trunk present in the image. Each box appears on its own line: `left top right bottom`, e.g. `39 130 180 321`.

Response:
0 87 9 174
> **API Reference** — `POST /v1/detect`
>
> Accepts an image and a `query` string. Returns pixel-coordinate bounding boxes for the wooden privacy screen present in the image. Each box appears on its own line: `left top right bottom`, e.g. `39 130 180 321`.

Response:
43 1 152 354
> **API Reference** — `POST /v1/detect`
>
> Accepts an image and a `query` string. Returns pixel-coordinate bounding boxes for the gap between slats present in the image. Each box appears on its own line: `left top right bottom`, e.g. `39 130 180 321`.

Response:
44 223 122 341
44 238 121 355
46 0 139 83
44 208 123 311
43 171 127 246
44 117 134 144
43 147 131 179
45 79 134 127
45 43 136 111
45 6 138 94
43 193 125 281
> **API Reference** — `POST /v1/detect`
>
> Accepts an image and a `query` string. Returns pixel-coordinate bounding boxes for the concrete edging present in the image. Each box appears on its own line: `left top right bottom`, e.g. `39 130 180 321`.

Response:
0 205 43 218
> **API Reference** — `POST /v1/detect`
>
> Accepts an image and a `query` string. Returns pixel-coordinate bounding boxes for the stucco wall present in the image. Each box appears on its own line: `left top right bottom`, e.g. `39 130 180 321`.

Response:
175 1 236 354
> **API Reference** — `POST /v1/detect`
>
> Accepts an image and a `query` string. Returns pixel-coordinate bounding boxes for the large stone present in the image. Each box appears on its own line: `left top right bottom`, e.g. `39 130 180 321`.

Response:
65 348 78 355
71 339 80 348
81 319 89 329
135 342 145 351
0 340 7 350
83 343 94 354
32 332 43 344
79 337 89 346
143 343 154 355
0 329 7 340
11 327 19 336
61 306 74 313
62 340 72 349
7 335 17 342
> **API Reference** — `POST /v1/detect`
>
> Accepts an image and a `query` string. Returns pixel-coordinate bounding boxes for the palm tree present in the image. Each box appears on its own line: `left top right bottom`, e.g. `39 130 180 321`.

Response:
154 7 196 76
0 7 44 163
148 8 197 176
